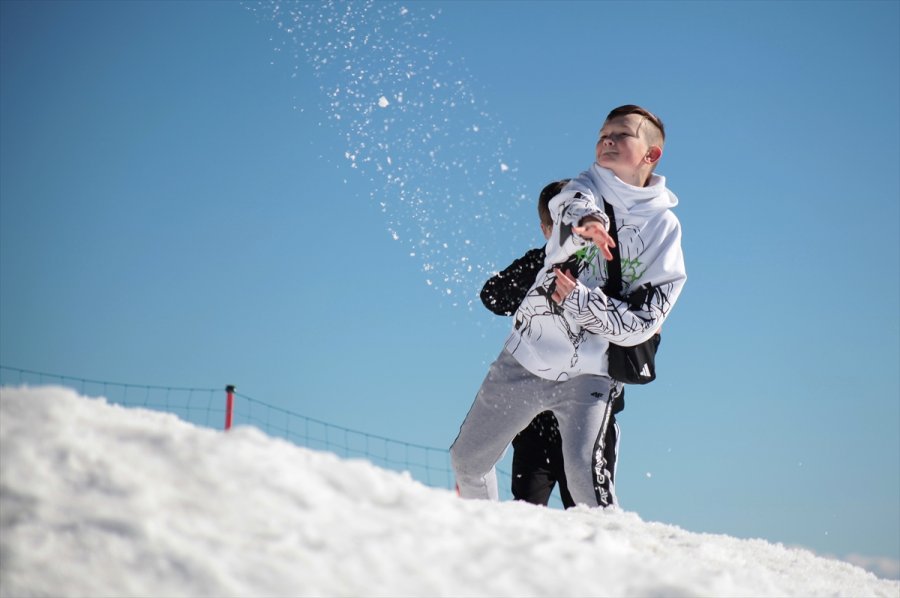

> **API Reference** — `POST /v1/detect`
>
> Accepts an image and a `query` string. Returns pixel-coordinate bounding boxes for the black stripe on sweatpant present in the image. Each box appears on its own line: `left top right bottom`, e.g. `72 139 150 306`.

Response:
592 387 618 507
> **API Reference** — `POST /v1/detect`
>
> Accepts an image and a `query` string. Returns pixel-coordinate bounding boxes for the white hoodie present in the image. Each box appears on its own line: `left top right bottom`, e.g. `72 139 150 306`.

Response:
504 163 687 381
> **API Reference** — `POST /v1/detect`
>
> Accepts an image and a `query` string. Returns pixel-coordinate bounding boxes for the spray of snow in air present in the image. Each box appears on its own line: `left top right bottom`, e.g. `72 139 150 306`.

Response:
245 0 531 308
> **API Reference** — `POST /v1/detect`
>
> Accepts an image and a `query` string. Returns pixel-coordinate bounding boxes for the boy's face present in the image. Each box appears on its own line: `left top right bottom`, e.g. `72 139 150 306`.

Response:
595 114 660 185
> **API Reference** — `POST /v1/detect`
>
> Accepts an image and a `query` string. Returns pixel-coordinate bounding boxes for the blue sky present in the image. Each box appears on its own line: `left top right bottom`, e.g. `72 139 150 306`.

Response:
1 0 898 572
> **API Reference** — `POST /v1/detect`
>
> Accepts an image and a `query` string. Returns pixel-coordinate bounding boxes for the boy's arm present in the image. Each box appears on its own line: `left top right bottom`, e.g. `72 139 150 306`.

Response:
480 247 546 316
573 218 615 261
555 217 686 346
545 190 613 266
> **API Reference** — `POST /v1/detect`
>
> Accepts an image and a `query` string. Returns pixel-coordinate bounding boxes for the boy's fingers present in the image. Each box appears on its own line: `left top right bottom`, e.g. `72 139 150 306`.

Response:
552 267 577 303
592 227 615 247
555 268 574 283
574 225 616 247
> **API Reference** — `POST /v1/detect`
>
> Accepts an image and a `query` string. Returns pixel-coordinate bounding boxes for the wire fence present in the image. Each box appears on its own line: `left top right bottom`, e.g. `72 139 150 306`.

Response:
235 389 459 492
0 365 529 503
0 366 225 427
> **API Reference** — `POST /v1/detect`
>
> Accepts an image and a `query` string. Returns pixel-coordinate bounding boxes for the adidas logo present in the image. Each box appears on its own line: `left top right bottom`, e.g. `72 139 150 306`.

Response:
640 363 652 378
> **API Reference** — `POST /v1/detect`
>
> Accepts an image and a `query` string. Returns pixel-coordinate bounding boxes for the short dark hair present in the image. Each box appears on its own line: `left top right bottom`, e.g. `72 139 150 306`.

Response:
538 179 570 227
605 104 665 144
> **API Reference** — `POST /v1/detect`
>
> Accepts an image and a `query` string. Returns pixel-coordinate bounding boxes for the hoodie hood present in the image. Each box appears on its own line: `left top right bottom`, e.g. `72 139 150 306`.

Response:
569 163 678 217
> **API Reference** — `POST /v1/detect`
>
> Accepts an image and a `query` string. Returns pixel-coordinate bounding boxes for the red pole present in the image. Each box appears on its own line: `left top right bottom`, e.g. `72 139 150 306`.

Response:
225 385 235 430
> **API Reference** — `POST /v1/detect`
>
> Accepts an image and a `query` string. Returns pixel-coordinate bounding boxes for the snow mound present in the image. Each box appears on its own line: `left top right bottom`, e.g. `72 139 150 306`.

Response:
1 386 897 597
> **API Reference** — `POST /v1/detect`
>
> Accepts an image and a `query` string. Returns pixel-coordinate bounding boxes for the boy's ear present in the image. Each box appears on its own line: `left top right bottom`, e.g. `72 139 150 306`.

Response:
645 146 663 164
540 222 553 240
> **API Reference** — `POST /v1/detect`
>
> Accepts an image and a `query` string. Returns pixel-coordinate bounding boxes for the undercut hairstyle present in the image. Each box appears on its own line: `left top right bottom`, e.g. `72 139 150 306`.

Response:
605 104 665 147
537 179 570 228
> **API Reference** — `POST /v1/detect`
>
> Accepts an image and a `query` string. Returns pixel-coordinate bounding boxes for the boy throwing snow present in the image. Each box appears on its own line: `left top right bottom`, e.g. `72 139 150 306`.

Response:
451 105 686 507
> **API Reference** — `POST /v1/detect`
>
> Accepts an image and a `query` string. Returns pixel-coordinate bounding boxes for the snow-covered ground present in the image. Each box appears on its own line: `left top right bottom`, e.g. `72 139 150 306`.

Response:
1 386 897 598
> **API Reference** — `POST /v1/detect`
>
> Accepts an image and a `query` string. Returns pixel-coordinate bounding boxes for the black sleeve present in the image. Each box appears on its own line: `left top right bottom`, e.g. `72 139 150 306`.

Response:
480 247 546 316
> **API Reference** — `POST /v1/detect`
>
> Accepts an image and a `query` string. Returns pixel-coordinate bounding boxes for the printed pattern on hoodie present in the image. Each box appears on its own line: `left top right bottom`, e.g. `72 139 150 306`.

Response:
505 164 687 382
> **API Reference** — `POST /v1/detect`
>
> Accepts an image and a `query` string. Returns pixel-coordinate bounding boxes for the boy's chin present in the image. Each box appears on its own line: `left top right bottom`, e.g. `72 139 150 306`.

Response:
597 160 626 178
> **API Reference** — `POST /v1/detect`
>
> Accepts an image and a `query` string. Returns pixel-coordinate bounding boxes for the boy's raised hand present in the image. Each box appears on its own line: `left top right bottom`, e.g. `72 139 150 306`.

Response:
552 267 577 303
573 216 615 261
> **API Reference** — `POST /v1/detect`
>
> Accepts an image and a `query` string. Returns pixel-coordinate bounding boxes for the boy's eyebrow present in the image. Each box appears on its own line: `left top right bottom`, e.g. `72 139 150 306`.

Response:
599 123 637 136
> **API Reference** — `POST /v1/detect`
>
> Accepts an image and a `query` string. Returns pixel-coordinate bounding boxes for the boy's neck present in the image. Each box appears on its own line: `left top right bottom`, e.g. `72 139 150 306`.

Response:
605 164 653 187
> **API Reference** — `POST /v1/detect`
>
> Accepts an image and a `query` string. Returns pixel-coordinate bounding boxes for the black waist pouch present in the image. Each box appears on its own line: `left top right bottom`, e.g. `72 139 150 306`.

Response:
608 333 661 385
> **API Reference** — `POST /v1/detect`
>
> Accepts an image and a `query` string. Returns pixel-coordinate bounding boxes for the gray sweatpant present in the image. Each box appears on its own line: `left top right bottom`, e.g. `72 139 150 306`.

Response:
450 348 620 507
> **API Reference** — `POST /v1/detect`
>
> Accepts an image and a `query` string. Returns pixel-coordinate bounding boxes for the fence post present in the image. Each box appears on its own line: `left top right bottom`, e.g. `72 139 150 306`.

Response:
225 385 235 430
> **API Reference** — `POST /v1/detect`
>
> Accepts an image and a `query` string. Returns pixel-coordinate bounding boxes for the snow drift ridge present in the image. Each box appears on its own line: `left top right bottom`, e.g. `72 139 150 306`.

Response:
1 385 896 597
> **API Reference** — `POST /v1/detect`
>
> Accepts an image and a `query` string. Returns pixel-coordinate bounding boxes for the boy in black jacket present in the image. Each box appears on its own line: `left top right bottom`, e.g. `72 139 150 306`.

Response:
480 180 623 508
